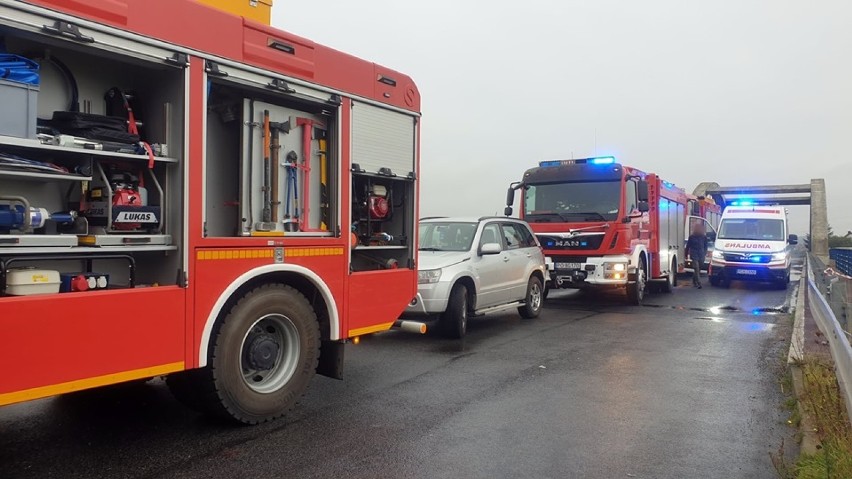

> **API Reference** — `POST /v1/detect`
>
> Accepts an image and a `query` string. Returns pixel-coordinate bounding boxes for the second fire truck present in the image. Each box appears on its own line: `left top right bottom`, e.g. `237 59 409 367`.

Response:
506 156 702 304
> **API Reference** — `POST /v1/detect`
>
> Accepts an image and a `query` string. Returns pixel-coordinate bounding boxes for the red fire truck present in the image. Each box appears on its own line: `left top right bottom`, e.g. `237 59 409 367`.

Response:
0 0 420 424
505 156 689 304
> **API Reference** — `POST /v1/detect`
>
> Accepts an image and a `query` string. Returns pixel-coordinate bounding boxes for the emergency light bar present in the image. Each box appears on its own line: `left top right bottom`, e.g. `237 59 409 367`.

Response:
539 156 616 167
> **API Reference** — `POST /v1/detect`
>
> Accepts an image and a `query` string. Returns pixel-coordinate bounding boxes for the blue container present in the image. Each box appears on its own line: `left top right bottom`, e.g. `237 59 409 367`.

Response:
0 54 40 85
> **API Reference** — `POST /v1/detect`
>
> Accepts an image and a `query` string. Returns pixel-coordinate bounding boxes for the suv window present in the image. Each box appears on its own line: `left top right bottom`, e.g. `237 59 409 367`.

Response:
500 224 523 250
479 223 502 249
512 223 537 248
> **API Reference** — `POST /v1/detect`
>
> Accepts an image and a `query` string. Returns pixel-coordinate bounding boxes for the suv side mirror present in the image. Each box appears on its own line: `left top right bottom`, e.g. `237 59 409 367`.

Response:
788 234 798 245
480 243 502 255
637 180 649 202
706 231 716 242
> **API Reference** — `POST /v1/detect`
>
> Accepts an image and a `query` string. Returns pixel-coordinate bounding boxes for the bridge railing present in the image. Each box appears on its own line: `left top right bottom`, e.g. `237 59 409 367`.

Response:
830 247 852 277
807 254 852 428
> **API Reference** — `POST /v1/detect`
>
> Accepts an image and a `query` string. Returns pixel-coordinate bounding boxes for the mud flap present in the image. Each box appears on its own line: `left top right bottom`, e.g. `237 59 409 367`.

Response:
316 340 345 380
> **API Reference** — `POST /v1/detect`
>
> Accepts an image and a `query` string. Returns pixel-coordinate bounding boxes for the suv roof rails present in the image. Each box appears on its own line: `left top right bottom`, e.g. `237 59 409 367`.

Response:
419 216 448 221
478 215 514 222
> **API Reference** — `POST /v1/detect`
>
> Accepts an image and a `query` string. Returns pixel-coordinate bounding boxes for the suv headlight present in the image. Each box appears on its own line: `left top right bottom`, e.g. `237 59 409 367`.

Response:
772 251 788 261
712 250 724 260
418 269 442 284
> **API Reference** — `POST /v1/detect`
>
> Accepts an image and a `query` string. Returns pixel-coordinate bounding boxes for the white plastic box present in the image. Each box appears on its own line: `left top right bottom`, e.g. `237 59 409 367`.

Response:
5 268 60 295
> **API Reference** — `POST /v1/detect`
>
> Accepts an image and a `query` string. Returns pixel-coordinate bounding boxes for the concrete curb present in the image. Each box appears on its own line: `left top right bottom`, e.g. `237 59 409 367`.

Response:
787 271 821 455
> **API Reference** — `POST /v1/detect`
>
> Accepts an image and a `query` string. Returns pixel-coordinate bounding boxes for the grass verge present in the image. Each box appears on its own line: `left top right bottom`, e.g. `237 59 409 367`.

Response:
774 358 852 478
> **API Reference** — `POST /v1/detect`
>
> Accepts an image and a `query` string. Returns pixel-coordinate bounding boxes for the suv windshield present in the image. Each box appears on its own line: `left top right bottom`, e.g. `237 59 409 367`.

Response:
718 218 785 241
523 181 621 222
419 222 478 252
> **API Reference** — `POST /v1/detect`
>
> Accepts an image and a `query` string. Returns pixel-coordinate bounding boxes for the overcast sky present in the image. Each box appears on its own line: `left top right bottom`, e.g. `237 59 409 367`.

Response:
273 1 851 237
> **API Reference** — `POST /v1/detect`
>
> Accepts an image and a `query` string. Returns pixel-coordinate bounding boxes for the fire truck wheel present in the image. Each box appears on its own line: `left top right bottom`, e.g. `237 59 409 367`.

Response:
204 284 319 424
440 284 468 339
627 256 647 305
660 258 676 293
518 276 543 319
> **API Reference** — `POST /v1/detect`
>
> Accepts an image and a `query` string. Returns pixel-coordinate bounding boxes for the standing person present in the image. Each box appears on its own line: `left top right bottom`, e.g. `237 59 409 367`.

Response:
686 223 708 288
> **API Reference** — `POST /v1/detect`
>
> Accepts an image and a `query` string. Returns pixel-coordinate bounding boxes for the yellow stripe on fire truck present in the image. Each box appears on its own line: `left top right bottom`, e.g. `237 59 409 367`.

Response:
196 248 344 260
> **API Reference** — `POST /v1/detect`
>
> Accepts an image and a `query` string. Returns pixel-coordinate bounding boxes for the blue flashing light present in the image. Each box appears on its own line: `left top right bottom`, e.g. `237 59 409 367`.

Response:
731 200 753 206
538 156 617 168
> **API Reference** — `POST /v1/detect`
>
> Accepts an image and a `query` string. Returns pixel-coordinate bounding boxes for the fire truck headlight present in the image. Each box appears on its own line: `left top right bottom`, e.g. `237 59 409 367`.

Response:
604 262 626 271
712 250 724 260
418 269 442 284
772 251 787 261
603 262 627 279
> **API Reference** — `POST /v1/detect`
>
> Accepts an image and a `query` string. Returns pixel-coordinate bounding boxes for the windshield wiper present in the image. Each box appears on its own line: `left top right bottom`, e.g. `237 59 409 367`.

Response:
570 212 607 221
419 247 444 251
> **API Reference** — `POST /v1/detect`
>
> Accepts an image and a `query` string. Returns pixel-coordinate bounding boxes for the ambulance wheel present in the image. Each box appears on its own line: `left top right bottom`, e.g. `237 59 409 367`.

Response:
180 284 320 425
440 284 468 339
518 275 543 319
627 256 647 305
710 276 721 287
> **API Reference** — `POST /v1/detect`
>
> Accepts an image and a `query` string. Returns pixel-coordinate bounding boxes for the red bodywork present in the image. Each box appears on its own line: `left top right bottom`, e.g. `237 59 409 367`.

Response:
1 1 420 406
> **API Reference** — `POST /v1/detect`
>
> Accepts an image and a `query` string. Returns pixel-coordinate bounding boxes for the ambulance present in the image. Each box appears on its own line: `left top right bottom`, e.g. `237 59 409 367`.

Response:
708 203 797 289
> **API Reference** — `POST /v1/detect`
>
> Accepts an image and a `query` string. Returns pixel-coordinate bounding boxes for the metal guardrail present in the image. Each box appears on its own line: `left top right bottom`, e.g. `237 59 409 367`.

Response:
807 257 852 428
830 247 852 277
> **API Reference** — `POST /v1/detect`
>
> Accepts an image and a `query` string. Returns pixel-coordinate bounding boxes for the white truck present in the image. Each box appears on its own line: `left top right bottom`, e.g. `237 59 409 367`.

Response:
708 204 797 289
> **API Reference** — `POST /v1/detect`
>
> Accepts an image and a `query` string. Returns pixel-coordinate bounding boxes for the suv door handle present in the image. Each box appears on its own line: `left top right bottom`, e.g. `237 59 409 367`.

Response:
503 256 510 262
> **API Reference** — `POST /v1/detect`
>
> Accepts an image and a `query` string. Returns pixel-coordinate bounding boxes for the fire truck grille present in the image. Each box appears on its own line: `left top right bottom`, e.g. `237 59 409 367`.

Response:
537 234 604 250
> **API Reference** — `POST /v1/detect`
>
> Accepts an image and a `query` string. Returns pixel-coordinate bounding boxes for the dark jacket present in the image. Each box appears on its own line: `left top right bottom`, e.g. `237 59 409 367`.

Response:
686 233 708 259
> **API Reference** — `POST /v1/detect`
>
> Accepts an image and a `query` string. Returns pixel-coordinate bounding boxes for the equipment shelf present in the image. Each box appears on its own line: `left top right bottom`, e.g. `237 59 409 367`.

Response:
0 168 91 181
0 135 179 164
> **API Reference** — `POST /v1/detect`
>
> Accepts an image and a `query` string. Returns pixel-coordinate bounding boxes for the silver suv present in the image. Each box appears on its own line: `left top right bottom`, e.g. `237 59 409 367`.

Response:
403 216 547 338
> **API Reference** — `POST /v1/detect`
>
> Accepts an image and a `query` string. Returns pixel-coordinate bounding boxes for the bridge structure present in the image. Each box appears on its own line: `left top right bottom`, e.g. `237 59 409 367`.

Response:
692 179 829 262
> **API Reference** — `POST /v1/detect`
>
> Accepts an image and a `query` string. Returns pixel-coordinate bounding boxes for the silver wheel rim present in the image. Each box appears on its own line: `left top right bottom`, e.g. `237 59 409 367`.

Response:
637 264 646 299
530 282 542 311
240 313 300 394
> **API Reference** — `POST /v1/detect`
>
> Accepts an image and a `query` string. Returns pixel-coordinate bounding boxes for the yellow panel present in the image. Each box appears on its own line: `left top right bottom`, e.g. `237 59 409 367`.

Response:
0 362 185 407
195 0 273 24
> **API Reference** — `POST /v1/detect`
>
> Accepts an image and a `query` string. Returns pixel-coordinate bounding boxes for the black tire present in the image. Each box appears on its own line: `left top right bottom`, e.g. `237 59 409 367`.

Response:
440 284 468 339
660 258 676 294
709 275 721 287
518 276 543 319
627 256 647 305
169 284 320 425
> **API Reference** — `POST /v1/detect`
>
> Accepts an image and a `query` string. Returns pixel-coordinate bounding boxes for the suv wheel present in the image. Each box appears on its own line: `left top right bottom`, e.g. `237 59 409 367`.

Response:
518 276 543 319
440 284 468 339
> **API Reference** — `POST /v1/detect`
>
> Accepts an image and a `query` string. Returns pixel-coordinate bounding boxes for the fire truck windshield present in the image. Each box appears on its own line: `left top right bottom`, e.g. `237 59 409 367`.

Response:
523 181 621 222
718 218 785 241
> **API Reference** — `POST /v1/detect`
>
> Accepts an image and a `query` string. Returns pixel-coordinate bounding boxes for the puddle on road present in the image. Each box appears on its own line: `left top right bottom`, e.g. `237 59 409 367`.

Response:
642 303 788 316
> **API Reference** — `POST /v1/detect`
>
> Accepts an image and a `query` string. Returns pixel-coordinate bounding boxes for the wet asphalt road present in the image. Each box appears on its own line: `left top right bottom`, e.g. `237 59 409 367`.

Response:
0 253 804 479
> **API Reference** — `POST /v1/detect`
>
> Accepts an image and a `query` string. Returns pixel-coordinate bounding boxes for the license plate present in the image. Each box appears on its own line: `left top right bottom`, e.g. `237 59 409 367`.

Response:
736 269 757 276
555 262 582 270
